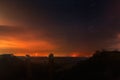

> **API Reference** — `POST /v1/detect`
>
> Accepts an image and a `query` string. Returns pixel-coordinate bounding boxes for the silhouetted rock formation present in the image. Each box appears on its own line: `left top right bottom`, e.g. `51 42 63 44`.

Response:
59 50 120 80
1 51 120 80
0 54 26 80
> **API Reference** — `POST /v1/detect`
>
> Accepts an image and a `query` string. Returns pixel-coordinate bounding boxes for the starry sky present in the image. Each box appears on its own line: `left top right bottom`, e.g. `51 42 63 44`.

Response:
0 0 119 56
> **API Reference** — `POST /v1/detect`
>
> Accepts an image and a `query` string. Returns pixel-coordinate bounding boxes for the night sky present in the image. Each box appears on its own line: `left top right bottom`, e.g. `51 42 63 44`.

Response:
0 0 119 56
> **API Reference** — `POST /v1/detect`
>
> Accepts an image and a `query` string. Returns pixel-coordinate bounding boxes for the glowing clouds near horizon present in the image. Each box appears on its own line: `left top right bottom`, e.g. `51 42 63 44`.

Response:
70 52 90 57
0 24 59 56
0 39 56 55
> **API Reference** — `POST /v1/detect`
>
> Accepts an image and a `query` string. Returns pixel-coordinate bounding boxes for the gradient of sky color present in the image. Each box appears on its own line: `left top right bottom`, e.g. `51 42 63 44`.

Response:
0 0 119 56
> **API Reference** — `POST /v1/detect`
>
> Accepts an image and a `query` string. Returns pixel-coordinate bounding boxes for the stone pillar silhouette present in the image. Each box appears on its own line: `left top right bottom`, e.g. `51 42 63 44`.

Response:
48 53 54 80
26 54 32 80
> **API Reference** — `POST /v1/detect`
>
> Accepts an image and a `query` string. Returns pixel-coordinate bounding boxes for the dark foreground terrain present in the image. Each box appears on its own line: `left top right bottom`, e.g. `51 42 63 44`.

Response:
0 50 120 80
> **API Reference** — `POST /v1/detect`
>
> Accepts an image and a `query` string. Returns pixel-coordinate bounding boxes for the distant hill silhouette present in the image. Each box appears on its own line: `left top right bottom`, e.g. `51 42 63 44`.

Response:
0 54 26 80
58 50 120 80
0 51 120 80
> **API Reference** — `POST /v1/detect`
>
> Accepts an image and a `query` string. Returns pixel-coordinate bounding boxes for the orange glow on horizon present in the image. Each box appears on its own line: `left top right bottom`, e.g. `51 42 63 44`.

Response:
14 52 50 57
70 52 91 57
1 51 92 57
71 53 80 57
0 34 91 57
